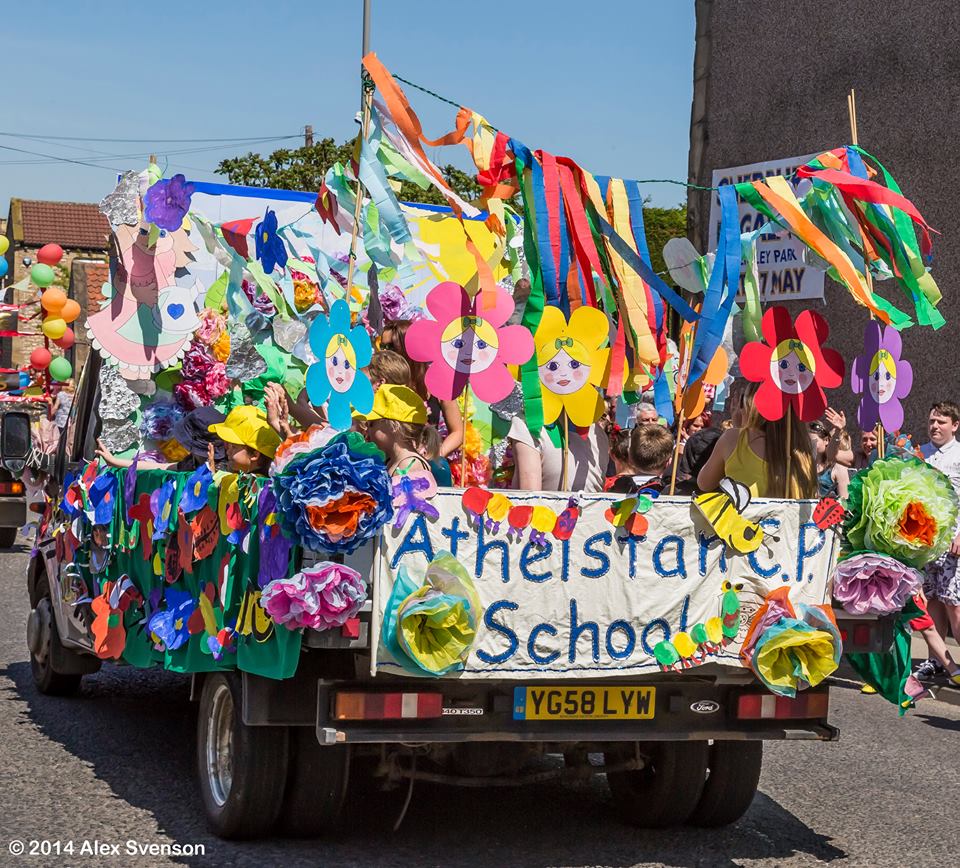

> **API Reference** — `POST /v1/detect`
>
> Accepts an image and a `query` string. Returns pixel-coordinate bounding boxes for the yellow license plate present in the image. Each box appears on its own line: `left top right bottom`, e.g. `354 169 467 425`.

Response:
514 686 655 720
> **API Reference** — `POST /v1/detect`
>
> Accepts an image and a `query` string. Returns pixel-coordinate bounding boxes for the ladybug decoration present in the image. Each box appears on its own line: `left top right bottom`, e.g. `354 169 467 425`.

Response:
813 496 846 532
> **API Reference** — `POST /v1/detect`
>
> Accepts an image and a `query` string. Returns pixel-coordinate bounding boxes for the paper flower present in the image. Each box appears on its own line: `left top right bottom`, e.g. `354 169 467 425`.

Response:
147 588 196 651
740 306 844 422
851 321 913 432
255 208 288 274
305 298 374 430
381 551 483 676
532 305 610 427
261 562 367 631
180 464 213 515
272 431 393 554
87 474 117 526
844 456 959 568
833 552 924 616
143 174 194 232
404 282 534 403
196 309 226 346
270 424 338 477
151 479 176 542
258 484 292 587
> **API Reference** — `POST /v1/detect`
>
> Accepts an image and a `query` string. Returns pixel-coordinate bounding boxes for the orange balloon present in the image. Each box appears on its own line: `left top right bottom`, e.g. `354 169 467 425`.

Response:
40 288 67 313
60 299 81 323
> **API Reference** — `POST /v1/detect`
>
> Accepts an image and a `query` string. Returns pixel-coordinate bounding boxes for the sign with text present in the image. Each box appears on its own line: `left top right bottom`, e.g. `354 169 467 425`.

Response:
708 155 825 303
372 490 838 680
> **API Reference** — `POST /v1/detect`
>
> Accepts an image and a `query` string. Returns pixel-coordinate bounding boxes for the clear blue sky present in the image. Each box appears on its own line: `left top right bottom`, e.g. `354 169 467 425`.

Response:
0 1 694 211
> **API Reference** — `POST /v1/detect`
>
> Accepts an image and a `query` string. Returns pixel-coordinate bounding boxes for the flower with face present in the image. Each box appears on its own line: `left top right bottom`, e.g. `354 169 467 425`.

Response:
305 298 374 430
851 321 913 431
404 282 534 403
740 307 844 422
533 306 610 427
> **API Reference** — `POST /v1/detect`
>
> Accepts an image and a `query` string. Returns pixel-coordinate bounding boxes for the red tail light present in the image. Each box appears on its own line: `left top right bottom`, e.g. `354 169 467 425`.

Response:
0 481 23 495
334 691 443 721
736 691 828 720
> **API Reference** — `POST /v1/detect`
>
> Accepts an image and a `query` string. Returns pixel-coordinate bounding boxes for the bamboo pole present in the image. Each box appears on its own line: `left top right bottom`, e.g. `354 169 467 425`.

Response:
562 413 570 491
460 386 470 486
786 403 794 498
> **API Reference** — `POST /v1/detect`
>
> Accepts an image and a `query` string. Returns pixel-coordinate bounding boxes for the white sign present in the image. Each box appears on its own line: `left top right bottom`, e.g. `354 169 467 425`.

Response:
708 155 825 303
372 490 838 680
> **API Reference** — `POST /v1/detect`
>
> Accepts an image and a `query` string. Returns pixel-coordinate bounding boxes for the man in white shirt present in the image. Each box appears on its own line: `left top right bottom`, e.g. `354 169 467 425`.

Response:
917 401 960 680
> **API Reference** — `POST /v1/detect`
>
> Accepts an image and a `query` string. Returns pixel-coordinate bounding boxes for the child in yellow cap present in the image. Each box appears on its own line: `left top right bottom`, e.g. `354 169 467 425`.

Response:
208 405 282 474
357 384 441 476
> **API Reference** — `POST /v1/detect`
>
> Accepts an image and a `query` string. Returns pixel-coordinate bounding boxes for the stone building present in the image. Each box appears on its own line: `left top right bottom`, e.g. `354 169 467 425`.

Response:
1 199 110 370
687 0 959 437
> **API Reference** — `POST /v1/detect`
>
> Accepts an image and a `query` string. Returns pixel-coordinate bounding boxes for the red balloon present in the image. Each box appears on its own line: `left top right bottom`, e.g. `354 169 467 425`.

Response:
30 347 52 370
54 327 75 350
37 243 64 266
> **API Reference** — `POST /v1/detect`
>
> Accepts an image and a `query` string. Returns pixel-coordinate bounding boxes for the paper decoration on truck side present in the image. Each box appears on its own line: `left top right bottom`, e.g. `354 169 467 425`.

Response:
653 579 742 671
850 321 913 432
404 281 534 403
693 477 765 554
739 307 844 422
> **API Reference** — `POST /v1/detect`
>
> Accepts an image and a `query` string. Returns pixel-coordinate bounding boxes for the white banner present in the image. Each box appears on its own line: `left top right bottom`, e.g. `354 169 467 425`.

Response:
372 490 838 680
708 154 825 303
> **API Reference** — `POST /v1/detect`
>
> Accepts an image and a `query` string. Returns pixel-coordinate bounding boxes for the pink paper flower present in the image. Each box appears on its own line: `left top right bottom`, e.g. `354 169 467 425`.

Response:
204 363 230 400
196 309 226 346
404 282 534 403
261 562 367 631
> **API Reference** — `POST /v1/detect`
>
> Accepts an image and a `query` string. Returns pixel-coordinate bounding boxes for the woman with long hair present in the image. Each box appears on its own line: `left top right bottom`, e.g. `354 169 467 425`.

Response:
697 380 818 498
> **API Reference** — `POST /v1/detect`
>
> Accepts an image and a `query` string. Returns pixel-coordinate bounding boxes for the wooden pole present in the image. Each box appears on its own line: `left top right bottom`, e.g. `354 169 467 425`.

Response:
460 386 470 486
848 88 885 459
786 404 794 498
562 413 570 491
668 406 686 496
668 324 695 495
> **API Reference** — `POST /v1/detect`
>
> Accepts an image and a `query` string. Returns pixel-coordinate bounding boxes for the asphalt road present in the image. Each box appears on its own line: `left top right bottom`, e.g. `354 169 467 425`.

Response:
1 545 958 868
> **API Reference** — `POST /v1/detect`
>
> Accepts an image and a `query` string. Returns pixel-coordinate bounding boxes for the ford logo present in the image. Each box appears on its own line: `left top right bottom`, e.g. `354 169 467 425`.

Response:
690 700 720 714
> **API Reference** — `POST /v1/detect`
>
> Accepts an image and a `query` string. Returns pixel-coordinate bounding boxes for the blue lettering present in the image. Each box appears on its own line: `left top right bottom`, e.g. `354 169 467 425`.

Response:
568 599 599 662
698 532 727 577
560 536 571 582
678 594 691 633
475 521 509 583
581 531 612 579
605 620 636 660
653 535 686 579
796 521 826 582
475 600 519 664
441 516 469 558
641 618 671 655
390 513 435 569
748 518 782 578
527 622 560 664
624 534 644 579
520 538 553 583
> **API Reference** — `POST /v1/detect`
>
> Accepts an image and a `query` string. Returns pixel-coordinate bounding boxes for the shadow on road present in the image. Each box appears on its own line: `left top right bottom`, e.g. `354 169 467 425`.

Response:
3 660 847 867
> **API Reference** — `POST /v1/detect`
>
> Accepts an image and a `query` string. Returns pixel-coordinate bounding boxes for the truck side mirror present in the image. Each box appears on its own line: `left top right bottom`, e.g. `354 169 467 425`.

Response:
1 412 31 474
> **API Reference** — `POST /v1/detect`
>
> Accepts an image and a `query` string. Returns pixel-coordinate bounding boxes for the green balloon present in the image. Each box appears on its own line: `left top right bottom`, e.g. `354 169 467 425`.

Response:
30 263 55 288
49 356 72 382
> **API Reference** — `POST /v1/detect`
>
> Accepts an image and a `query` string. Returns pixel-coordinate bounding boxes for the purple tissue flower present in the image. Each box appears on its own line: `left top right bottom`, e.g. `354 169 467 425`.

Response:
261 562 367 631
833 552 924 616
144 174 194 232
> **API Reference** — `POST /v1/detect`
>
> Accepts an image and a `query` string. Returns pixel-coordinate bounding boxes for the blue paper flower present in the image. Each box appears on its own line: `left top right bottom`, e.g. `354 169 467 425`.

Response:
147 589 195 651
144 174 194 232
272 431 393 554
180 464 213 515
305 298 374 430
255 208 288 274
88 474 117 526
151 479 176 541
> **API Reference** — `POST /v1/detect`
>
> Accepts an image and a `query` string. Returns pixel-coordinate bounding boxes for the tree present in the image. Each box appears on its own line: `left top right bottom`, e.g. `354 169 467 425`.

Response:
641 204 687 284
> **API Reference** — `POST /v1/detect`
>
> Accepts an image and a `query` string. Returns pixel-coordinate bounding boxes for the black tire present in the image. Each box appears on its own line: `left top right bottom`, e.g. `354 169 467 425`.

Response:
28 579 82 696
690 740 762 827
605 741 709 828
278 728 349 837
0 526 18 548
196 672 289 839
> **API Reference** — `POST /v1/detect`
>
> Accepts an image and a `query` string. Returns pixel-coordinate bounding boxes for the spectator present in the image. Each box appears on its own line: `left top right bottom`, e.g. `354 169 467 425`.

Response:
635 400 659 425
809 420 850 498
606 423 674 494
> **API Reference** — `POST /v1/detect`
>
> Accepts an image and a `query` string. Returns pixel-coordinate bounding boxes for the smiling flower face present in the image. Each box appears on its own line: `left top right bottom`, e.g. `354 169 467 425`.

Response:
325 335 357 394
439 316 500 375
770 340 817 395
851 322 912 431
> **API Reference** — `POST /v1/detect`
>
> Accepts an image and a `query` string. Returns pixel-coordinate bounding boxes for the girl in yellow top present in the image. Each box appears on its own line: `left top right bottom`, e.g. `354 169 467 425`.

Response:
698 381 817 498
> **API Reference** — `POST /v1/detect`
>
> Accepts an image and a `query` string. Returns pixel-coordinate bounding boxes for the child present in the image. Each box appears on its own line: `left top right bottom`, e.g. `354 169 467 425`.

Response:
367 349 413 390
207 405 281 475
358 384 441 476
607 423 674 494
604 426 637 490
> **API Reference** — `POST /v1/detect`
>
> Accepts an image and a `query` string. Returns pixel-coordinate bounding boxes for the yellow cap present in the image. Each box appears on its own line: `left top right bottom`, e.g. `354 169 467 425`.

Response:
356 384 427 424
208 405 281 458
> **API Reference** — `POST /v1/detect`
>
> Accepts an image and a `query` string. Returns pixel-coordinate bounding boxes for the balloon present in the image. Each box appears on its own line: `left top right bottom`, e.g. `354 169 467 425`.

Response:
41 317 67 340
49 357 72 382
36 243 63 266
30 264 55 288
54 327 75 350
0 236 8 255
29 348 52 370
60 299 81 324
0 259 7 278
40 288 66 313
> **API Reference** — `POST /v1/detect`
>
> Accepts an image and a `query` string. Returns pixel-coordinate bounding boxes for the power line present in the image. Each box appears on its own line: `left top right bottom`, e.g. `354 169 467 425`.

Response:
0 131 306 144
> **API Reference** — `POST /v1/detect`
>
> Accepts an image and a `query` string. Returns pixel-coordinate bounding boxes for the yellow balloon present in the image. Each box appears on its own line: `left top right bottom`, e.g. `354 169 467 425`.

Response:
41 317 67 340
0 236 8 255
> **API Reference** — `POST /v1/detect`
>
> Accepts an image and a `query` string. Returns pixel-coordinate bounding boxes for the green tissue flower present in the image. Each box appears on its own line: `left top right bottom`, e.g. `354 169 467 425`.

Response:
844 456 958 568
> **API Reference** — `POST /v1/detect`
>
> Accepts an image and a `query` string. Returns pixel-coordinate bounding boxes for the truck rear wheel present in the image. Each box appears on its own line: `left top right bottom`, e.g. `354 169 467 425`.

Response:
197 673 289 839
27 578 83 696
0 526 18 548
605 741 708 828
690 740 762 827
278 728 349 837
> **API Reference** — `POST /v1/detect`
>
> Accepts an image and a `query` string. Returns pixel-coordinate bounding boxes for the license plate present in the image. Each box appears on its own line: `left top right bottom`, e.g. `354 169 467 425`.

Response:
513 686 655 720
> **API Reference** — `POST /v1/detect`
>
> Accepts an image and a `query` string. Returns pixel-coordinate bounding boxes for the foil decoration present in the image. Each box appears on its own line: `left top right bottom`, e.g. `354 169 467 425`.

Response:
225 321 267 381
490 384 524 422
98 171 141 227
273 317 307 353
100 365 141 421
99 419 140 454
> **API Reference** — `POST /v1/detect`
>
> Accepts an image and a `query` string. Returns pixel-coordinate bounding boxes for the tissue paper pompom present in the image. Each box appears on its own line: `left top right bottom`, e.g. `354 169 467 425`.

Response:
196 309 226 346
844 457 959 568
261 562 366 631
140 400 184 441
833 552 924 616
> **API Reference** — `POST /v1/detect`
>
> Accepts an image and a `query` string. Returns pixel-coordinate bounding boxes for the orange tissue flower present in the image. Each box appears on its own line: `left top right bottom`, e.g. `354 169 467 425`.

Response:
897 501 937 546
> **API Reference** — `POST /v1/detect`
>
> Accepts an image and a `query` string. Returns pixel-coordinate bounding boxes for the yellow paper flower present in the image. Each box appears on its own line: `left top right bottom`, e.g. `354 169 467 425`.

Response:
212 331 231 362
532 306 610 427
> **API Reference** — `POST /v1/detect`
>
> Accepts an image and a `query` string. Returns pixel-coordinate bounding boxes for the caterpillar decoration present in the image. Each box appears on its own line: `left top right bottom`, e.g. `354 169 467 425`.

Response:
653 580 743 671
